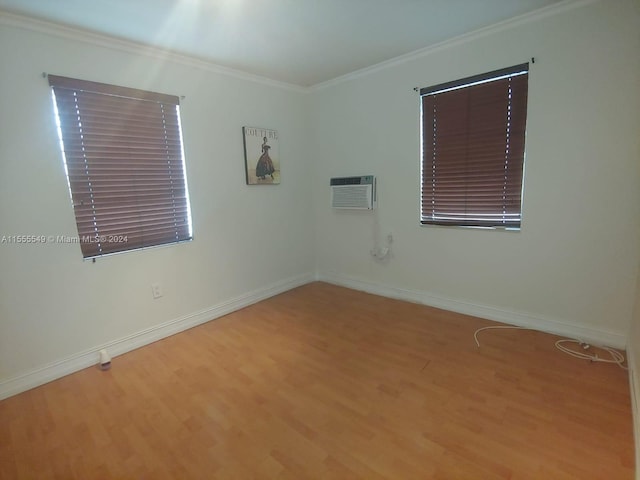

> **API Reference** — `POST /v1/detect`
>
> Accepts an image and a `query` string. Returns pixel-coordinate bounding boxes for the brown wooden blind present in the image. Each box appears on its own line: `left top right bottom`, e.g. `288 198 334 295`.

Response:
420 64 528 228
48 75 192 258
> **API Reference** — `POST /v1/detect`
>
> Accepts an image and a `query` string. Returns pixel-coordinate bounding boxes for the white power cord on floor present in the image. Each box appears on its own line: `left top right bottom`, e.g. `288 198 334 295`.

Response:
473 325 529 348
554 339 626 369
473 325 627 370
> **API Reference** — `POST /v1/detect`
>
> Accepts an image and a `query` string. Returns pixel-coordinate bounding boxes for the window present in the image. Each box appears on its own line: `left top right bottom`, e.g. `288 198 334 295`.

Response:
49 75 193 258
420 63 529 229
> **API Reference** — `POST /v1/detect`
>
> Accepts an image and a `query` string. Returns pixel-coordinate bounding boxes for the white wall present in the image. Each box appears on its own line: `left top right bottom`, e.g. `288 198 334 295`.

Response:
310 0 640 346
0 17 315 394
626 0 640 452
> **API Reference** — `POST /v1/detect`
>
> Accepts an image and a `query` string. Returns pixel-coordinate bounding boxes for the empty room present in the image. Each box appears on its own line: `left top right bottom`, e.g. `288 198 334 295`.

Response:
1 0 639 478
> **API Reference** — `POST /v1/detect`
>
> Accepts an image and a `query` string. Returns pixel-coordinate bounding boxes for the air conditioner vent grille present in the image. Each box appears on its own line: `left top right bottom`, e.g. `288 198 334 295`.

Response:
330 175 376 210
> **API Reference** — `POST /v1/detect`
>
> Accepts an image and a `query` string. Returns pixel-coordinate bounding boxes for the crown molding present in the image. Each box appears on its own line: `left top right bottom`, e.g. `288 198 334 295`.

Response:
0 9 308 94
0 0 604 94
310 0 601 92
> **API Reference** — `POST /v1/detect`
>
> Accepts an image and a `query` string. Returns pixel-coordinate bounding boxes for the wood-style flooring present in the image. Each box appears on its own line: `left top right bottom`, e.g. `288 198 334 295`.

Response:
0 282 634 479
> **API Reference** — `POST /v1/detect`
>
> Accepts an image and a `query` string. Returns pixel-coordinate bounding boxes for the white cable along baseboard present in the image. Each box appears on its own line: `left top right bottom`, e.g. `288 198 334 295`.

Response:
317 271 627 349
0 271 629 400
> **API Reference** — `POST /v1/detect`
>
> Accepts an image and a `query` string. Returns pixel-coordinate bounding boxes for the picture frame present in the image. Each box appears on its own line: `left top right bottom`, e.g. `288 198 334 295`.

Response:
242 126 280 185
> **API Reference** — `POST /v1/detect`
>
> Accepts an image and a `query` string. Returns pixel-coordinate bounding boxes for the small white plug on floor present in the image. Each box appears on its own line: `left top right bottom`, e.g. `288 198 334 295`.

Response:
99 349 111 371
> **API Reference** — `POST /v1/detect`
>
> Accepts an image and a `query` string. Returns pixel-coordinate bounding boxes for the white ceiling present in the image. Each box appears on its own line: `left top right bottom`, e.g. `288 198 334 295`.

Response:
0 0 566 87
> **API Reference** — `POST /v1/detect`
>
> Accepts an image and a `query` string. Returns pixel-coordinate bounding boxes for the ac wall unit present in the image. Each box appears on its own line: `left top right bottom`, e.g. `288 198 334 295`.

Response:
330 175 376 210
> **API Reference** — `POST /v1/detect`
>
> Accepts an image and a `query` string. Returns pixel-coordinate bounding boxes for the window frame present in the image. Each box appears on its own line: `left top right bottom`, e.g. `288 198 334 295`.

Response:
49 75 193 259
419 63 529 230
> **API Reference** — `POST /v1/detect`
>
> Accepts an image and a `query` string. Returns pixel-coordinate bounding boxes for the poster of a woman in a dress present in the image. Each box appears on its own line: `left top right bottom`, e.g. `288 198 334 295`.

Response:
243 127 280 185
255 137 275 180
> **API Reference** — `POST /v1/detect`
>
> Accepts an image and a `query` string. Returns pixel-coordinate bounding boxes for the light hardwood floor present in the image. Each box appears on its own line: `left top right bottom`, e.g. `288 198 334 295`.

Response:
0 282 634 479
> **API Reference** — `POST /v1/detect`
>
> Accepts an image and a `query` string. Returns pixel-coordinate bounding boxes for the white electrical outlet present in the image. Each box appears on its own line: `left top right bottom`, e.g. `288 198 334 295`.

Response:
151 283 163 299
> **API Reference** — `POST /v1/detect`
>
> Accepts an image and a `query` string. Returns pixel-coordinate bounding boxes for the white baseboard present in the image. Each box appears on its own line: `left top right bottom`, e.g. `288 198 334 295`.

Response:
317 271 627 349
0 272 314 400
320 272 637 476
627 347 640 480
0 270 628 401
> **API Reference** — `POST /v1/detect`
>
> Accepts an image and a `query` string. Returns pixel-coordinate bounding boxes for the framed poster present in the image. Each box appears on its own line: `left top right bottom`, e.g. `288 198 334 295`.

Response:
242 126 280 185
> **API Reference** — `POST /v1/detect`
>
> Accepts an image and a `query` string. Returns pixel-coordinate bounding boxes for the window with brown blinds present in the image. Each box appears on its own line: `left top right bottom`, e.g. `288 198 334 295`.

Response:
420 64 529 229
48 75 192 258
